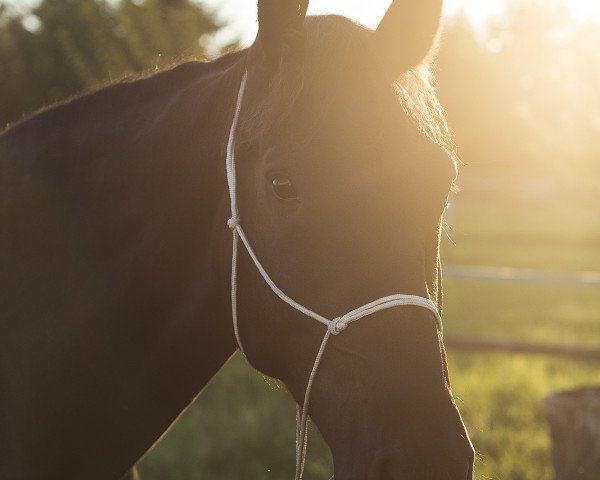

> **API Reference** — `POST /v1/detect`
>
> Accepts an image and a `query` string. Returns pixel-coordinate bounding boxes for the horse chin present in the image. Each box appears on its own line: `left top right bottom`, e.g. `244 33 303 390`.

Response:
332 445 474 480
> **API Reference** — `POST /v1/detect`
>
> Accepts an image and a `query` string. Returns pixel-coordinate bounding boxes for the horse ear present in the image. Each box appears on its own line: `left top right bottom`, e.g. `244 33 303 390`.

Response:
373 0 443 80
256 0 309 67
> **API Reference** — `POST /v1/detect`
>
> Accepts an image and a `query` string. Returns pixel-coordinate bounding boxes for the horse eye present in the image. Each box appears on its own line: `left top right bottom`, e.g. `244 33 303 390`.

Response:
271 177 297 201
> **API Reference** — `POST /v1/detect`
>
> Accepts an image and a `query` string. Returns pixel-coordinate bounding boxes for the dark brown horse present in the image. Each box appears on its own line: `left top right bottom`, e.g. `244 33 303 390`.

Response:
0 0 474 478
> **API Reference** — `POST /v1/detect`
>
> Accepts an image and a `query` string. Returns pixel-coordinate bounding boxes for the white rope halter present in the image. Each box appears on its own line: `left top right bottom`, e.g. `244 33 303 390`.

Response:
226 71 443 480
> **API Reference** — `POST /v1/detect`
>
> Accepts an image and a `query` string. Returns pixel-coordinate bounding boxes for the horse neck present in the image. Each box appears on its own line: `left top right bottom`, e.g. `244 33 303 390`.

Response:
0 54 247 479
156 74 238 358
134 56 249 409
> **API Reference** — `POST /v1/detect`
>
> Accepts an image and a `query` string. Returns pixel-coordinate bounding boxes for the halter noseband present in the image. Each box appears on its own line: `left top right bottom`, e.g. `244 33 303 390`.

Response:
226 71 442 480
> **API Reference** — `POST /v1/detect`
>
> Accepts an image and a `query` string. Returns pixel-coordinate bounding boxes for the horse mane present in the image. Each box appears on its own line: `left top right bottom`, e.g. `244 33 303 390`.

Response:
3 14 451 166
1 50 244 140
240 15 453 161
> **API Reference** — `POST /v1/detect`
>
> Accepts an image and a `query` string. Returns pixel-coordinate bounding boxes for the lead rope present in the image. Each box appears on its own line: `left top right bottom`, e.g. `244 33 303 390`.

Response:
226 71 443 480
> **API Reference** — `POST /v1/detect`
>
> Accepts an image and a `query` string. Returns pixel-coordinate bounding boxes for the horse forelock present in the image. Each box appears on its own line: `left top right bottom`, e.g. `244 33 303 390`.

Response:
239 14 455 165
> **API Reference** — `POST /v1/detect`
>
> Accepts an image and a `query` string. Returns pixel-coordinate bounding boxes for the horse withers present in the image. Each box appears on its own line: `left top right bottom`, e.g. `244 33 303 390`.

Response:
0 0 474 478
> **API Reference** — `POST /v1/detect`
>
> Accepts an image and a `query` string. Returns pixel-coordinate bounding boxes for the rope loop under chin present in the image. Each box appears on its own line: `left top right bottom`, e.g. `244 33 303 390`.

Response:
328 317 348 335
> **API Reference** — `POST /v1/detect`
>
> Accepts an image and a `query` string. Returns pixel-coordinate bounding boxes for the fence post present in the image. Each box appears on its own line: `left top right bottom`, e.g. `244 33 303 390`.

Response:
545 386 600 480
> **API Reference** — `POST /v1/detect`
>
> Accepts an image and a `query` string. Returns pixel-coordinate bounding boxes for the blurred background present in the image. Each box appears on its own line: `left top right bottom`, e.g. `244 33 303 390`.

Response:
2 0 599 478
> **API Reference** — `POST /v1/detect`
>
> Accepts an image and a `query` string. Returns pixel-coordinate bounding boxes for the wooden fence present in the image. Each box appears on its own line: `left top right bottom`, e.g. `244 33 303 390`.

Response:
443 264 600 360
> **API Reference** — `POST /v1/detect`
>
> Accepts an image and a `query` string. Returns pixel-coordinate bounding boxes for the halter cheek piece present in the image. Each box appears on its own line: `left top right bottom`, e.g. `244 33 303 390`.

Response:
226 71 443 480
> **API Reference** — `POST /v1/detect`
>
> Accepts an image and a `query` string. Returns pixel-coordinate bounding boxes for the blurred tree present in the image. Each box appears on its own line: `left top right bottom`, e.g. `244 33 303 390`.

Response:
0 0 226 129
436 0 600 201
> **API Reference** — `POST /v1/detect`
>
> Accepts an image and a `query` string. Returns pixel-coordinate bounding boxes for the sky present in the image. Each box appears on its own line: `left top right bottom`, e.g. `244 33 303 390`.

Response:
6 0 600 50
201 0 504 48
201 0 600 49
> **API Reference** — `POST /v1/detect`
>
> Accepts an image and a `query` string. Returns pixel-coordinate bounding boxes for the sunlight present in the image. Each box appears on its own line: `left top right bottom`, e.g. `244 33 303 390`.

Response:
566 0 600 20
307 0 506 29
196 0 600 50
6 0 597 49
6 0 600 25
308 0 600 30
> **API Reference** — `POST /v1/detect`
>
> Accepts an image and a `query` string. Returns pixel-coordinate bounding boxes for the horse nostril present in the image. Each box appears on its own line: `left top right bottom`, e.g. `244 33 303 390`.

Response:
369 448 474 480
369 457 395 480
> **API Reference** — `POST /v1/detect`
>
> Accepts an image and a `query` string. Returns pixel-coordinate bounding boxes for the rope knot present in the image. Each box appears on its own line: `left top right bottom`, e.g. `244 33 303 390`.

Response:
328 317 347 336
227 216 240 231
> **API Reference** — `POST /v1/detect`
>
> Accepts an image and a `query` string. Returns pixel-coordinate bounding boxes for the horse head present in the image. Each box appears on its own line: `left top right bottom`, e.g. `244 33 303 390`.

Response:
228 1 474 478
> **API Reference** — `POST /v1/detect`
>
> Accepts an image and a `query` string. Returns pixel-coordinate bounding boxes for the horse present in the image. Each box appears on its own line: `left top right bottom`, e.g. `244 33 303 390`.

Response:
0 0 474 478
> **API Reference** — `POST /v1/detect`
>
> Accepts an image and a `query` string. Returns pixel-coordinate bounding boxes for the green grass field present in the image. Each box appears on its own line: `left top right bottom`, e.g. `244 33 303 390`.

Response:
443 280 600 480
138 196 600 480
440 196 600 480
